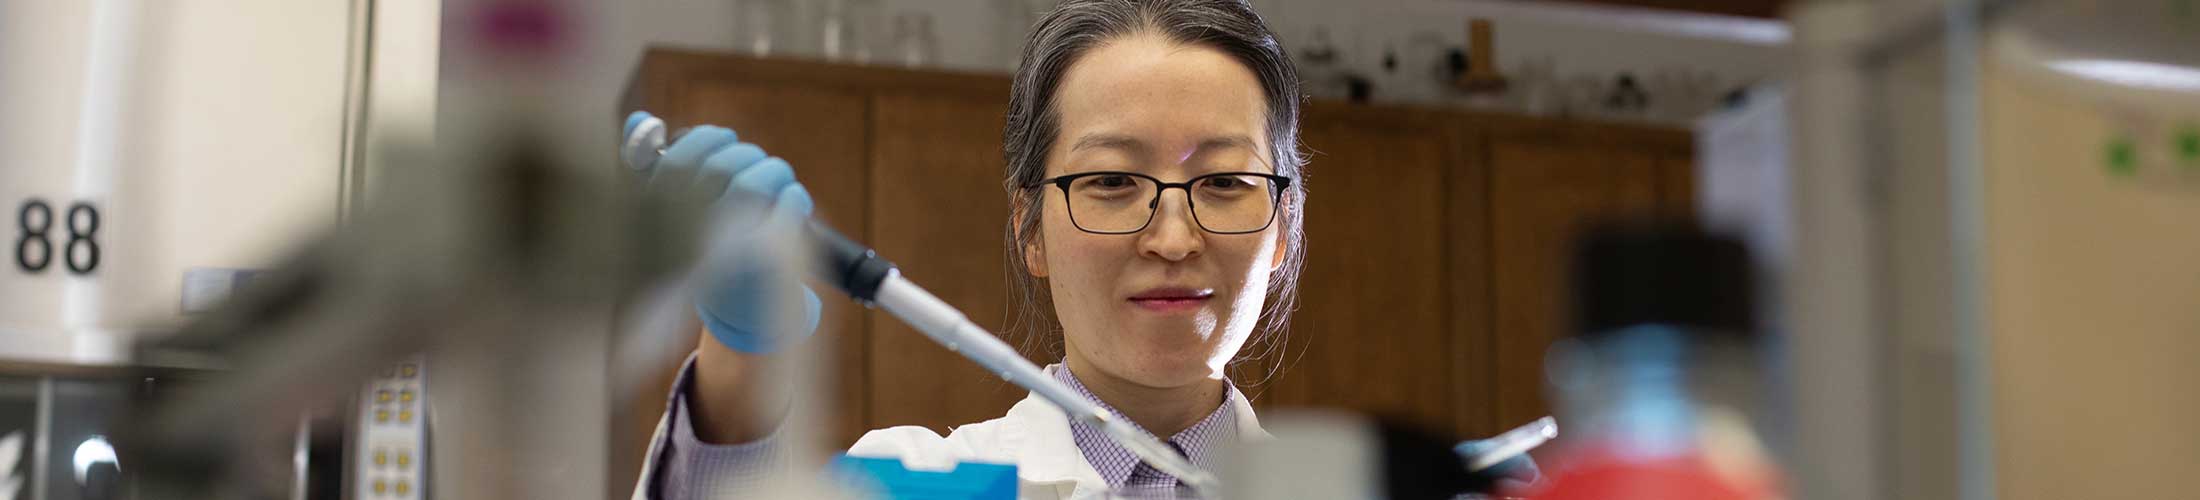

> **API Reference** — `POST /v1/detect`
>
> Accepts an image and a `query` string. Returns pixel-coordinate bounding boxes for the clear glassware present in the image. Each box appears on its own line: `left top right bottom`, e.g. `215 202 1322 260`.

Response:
1395 31 1454 103
818 0 884 63
734 0 791 56
994 0 1043 70
1558 73 1607 118
1644 67 1722 124
1296 26 1346 99
890 12 941 68
1511 56 1560 116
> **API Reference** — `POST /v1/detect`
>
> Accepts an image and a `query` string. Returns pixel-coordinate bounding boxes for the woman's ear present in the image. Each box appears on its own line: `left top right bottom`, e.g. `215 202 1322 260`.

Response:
1015 204 1049 278
1025 239 1050 278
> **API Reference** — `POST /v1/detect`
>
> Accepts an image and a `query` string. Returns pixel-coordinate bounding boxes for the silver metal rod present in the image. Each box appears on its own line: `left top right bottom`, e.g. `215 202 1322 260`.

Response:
291 412 309 500
33 378 52 500
1942 2 1997 499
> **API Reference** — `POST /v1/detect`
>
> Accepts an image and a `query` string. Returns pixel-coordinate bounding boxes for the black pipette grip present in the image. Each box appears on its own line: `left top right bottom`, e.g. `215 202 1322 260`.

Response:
805 220 897 303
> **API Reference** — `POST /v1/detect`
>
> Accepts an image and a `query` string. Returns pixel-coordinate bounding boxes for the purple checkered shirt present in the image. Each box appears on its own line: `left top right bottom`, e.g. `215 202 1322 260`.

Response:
1052 365 1239 498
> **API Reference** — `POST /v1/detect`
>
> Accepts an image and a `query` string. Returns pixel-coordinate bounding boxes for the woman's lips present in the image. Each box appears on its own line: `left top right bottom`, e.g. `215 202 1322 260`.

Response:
1128 288 1214 313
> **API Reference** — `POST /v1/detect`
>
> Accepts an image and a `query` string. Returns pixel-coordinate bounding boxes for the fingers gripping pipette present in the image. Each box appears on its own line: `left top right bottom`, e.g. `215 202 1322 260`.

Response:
623 115 1224 496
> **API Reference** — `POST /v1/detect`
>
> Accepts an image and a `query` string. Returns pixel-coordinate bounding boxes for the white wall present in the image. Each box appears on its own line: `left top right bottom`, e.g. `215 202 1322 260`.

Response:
1257 0 1786 101
610 0 1786 114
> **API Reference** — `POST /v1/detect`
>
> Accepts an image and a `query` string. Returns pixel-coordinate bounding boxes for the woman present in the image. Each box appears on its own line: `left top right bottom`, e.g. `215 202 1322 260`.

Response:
627 1 1512 498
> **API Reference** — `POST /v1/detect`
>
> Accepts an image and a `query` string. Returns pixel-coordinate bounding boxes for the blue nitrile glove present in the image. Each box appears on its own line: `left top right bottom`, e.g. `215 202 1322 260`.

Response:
1457 438 1543 492
625 111 823 353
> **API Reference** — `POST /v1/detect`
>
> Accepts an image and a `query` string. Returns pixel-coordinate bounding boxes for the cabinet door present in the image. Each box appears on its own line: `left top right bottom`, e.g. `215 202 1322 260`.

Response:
1658 153 1698 217
865 91 1028 433
1488 141 1663 429
1258 108 1464 436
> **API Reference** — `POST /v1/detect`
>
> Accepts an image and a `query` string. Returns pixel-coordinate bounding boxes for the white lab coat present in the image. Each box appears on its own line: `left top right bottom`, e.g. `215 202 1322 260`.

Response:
630 385 1270 499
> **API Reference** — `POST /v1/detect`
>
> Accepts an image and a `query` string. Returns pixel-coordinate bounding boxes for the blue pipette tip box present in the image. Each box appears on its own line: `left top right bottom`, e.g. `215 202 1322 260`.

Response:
832 455 1019 499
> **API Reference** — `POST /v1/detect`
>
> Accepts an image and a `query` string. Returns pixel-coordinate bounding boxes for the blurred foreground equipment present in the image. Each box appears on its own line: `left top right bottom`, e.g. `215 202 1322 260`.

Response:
1523 223 1782 500
116 127 714 499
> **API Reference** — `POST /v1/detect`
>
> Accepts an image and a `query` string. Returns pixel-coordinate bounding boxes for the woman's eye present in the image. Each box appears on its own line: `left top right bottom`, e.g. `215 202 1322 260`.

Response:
1072 174 1143 198
1201 175 1260 192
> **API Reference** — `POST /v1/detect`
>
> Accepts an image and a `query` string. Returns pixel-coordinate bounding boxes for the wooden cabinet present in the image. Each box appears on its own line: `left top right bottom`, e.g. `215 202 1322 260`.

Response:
1487 138 1675 429
865 91 1032 433
1257 104 1474 437
618 49 1694 479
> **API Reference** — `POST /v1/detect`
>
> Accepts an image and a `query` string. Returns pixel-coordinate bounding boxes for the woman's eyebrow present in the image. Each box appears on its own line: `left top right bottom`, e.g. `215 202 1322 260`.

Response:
1070 133 1257 155
1184 136 1262 167
1069 133 1148 156
1197 135 1257 152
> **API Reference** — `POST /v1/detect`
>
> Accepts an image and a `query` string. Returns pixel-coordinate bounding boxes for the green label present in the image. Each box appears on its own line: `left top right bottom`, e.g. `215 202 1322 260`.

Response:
2106 136 2139 176
2177 125 2199 167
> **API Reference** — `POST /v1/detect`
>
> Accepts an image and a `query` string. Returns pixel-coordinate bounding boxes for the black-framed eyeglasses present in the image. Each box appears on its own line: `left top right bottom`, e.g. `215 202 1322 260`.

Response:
1026 171 1293 235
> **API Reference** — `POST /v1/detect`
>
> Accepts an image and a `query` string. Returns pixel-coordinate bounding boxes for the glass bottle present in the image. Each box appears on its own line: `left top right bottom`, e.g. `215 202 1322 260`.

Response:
890 12 940 68
819 0 884 64
734 0 790 56
994 0 1044 70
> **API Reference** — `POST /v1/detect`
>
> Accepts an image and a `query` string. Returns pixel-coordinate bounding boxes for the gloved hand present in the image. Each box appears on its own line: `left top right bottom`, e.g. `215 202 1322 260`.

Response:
625 111 823 354
1456 438 1543 494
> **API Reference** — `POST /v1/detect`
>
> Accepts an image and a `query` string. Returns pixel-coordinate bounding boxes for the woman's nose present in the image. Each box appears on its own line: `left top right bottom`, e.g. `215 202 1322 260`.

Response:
1138 189 1204 261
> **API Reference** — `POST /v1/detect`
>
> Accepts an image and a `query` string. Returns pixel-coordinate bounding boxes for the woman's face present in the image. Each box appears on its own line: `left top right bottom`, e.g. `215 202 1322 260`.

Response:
1025 33 1286 389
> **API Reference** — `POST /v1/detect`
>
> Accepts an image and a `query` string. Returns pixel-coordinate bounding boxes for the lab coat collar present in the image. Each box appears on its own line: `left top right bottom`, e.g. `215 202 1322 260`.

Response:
1005 366 1270 496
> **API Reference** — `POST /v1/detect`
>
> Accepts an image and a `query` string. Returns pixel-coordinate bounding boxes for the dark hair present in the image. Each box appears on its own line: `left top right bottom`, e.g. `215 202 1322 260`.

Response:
1001 0 1306 377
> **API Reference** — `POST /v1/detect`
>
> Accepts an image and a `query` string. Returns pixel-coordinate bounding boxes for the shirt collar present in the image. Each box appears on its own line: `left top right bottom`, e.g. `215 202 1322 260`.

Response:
1050 364 1240 488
